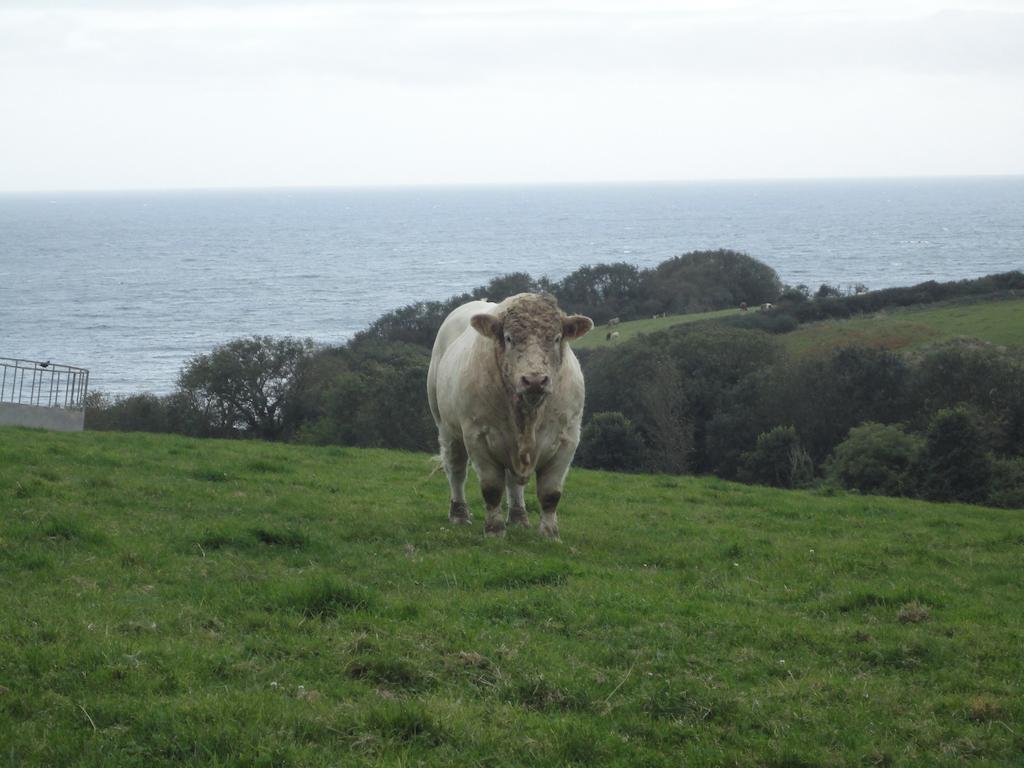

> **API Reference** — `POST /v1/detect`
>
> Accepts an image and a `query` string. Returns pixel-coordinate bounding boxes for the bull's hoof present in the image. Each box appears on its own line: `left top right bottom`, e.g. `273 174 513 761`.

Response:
449 501 472 525
539 520 560 541
484 519 506 537
508 506 530 527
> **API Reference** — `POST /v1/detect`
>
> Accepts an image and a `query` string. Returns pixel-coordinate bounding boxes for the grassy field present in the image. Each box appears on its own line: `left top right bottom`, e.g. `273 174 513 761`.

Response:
2 428 1023 766
781 296 1024 357
572 308 741 349
572 296 1024 356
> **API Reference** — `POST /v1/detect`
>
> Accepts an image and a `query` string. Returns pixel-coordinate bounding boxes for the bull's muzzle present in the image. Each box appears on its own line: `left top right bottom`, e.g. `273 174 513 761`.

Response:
517 373 550 407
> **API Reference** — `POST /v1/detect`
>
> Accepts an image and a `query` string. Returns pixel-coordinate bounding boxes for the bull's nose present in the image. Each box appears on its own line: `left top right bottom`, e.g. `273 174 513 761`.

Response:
520 373 550 392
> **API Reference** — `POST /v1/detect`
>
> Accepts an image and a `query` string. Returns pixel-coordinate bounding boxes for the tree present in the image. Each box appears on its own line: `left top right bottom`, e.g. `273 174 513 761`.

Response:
790 347 911 463
642 250 783 315
826 422 922 497
350 298 466 349
585 324 780 474
910 340 1024 455
576 412 647 471
473 272 552 302
914 407 993 503
290 341 435 451
988 457 1024 509
178 336 314 440
739 426 814 488
554 263 644 323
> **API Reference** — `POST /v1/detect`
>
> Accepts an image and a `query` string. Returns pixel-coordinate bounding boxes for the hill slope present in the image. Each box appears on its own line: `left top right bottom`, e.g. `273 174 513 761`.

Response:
571 307 741 349
573 295 1024 355
781 296 1024 357
1 428 1022 766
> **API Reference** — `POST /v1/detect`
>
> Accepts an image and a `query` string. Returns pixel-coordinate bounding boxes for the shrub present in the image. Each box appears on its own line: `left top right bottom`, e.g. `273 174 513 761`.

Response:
576 412 647 471
910 340 1024 454
585 325 780 474
826 422 923 497
642 249 783 315
739 426 814 488
85 390 220 436
914 407 993 503
178 336 314 439
988 457 1024 509
554 263 643 324
291 341 435 451
782 347 911 464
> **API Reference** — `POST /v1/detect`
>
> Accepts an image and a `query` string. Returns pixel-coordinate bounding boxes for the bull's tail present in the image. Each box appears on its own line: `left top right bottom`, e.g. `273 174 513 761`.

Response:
428 454 445 478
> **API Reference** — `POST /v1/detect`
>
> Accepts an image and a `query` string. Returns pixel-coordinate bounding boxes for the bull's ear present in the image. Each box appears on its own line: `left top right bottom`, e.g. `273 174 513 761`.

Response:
471 313 503 339
562 315 593 341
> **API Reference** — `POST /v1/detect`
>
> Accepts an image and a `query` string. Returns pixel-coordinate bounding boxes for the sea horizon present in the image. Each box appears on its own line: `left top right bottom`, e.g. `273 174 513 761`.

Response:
3 172 1023 197
2 176 1022 395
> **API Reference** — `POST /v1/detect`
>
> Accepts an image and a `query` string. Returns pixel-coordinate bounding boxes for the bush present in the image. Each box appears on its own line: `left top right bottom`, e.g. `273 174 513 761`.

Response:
987 457 1024 509
178 336 314 440
826 422 923 497
641 250 783 315
914 407 993 503
85 390 221 436
585 325 780 474
84 392 153 432
291 341 435 451
738 426 814 489
576 412 647 472
554 263 644 324
910 340 1024 454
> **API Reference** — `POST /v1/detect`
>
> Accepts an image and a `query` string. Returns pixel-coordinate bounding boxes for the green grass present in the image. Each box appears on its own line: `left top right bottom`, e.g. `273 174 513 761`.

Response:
573 296 1024 357
573 307 742 349
1 428 1023 766
782 296 1024 357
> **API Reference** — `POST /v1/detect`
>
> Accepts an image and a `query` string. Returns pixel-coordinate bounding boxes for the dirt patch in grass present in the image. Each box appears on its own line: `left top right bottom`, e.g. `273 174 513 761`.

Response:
251 526 308 548
966 696 1004 722
897 601 931 624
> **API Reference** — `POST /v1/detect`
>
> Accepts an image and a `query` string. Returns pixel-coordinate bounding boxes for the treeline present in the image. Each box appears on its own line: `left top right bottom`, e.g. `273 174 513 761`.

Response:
580 327 1024 508
85 251 1024 508
352 249 783 347
89 249 782 443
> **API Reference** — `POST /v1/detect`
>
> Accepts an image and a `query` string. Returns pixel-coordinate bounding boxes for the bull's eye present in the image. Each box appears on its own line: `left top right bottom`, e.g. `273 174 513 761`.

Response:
504 333 513 346
554 334 562 344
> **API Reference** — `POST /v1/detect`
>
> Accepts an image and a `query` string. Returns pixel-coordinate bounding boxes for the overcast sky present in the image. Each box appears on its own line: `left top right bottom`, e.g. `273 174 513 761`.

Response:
1 1 1022 191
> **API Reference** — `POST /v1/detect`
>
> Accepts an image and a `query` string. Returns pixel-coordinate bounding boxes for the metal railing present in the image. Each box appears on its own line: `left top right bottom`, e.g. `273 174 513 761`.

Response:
0 357 90 410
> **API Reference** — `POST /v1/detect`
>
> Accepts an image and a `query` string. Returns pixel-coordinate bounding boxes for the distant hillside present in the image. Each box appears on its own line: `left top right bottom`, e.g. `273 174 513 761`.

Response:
574 295 1024 354
780 295 1024 357
2 427 1022 766
572 307 741 349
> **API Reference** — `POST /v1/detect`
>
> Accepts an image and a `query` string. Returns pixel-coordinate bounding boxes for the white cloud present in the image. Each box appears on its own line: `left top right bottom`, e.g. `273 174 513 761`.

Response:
0 1 1021 190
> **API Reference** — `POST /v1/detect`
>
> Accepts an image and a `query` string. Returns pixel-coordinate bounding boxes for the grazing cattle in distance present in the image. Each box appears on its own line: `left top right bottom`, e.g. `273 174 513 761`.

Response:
607 317 620 326
740 302 748 311
760 302 773 312
427 293 593 539
609 331 620 340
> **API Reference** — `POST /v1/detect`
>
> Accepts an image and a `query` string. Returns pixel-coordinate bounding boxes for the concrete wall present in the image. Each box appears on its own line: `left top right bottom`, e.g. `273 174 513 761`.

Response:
0 402 85 432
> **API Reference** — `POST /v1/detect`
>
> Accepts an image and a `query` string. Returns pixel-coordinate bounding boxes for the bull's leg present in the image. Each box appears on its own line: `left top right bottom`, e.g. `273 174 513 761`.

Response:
505 470 529 527
535 447 575 541
476 461 507 537
441 434 471 525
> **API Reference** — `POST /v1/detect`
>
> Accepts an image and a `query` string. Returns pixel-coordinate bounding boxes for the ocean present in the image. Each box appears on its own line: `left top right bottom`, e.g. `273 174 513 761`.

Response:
1 177 1022 395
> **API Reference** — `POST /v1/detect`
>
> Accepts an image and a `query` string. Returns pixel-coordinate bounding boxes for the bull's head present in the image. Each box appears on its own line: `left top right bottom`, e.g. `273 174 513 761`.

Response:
471 294 593 408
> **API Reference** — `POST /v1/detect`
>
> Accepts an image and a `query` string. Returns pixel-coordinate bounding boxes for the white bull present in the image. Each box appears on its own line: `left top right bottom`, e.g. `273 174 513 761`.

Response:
427 293 593 539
